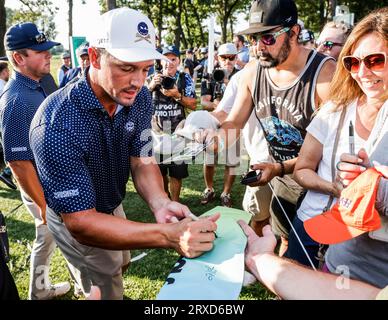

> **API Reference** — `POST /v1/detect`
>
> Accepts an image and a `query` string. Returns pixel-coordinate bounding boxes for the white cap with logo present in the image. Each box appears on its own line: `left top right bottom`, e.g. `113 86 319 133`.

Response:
217 43 238 56
89 7 167 63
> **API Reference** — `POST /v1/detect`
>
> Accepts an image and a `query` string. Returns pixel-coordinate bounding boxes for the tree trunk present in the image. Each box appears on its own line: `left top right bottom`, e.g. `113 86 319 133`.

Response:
229 17 234 39
157 0 163 43
329 0 337 19
319 0 325 30
107 0 116 11
174 0 184 49
68 0 73 50
183 2 192 48
0 0 6 56
189 0 205 45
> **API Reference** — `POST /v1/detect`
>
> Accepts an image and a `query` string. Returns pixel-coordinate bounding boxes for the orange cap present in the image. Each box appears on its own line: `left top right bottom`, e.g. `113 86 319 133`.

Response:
304 168 382 245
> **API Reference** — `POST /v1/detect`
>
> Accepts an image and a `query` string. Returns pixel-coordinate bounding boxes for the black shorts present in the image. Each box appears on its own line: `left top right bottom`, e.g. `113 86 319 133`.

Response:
159 163 189 180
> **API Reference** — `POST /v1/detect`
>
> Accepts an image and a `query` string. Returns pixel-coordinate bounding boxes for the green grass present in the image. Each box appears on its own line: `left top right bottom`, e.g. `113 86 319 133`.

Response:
1 57 274 300
1 164 273 300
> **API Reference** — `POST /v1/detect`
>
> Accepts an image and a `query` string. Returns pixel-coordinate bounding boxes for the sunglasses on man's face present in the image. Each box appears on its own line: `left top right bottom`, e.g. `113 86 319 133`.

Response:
342 52 387 73
251 27 290 46
219 55 236 61
316 40 343 50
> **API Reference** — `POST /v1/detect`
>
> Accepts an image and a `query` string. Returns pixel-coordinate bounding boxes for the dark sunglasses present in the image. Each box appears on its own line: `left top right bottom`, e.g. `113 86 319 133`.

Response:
219 55 236 61
250 27 290 46
315 40 343 50
342 52 386 73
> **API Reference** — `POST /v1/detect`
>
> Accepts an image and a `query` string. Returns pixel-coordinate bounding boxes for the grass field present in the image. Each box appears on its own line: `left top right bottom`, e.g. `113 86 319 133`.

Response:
0 56 274 300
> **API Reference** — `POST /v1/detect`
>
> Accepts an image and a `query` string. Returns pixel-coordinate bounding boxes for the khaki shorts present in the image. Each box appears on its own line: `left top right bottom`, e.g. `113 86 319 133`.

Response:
242 183 272 222
46 204 131 300
242 175 304 238
269 175 304 239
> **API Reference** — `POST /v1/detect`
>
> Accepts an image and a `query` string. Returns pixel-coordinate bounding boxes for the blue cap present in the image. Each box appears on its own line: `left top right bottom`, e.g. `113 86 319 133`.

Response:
76 42 89 57
162 45 180 57
4 22 60 51
61 51 71 59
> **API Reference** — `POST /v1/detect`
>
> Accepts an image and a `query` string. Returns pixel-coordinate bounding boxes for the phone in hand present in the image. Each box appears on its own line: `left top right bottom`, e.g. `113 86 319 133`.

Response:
240 170 262 185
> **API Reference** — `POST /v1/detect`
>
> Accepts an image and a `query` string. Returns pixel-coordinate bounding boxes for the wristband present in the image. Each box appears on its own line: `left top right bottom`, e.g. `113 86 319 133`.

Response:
277 161 285 178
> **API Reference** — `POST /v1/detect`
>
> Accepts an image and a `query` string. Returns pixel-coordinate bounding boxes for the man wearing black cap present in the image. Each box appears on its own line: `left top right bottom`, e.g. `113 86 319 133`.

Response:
148 45 197 202
208 0 336 253
0 22 71 299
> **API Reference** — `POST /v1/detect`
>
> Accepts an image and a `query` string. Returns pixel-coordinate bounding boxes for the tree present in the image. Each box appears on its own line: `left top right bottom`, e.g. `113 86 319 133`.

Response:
6 0 58 40
295 0 388 33
68 0 73 49
210 0 250 43
107 0 117 10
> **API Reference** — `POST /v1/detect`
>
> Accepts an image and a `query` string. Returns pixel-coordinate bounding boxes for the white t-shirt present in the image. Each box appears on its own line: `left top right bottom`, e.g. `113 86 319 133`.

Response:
297 100 366 221
216 69 270 163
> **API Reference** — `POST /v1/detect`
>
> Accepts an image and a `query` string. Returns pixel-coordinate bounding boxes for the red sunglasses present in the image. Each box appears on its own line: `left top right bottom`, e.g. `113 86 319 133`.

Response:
342 52 386 73
250 27 290 46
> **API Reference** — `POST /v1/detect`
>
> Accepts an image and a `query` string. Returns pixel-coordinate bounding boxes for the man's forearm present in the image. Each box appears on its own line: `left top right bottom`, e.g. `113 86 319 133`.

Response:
9 160 46 209
179 95 196 110
130 157 169 213
61 209 173 250
252 253 379 300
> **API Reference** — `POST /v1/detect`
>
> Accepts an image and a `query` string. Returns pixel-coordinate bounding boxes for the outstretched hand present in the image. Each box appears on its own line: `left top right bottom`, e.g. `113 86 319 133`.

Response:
238 221 277 274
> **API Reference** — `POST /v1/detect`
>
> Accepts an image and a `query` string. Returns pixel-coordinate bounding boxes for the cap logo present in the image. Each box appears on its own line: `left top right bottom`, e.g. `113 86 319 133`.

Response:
135 22 151 43
250 11 264 24
35 33 47 44
285 16 292 23
339 197 352 210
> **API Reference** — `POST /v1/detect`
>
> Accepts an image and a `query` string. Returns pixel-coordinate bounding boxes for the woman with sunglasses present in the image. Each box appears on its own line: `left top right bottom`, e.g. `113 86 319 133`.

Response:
315 21 352 60
289 8 388 282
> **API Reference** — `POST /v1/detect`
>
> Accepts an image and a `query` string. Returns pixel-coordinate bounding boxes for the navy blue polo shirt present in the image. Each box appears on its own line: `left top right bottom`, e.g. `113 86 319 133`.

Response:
0 71 48 163
30 71 153 215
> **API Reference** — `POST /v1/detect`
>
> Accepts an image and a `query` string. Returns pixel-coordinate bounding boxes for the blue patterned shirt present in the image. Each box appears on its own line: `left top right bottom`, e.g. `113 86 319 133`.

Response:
0 71 48 163
30 71 153 215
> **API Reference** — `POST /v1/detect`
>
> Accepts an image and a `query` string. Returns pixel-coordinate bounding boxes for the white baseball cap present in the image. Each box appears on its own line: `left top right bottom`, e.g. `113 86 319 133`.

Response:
217 43 238 56
175 111 220 140
89 8 167 63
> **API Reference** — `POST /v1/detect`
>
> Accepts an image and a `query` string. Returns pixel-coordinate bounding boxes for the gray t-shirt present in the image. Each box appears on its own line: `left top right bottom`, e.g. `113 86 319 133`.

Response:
326 101 388 288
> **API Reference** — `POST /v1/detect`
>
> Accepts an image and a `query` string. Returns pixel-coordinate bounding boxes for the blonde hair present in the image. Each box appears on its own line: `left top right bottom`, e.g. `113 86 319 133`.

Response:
329 7 388 112
321 21 352 43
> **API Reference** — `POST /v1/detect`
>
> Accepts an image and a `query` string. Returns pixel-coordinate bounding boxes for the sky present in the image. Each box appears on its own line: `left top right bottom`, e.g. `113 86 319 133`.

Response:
5 0 248 50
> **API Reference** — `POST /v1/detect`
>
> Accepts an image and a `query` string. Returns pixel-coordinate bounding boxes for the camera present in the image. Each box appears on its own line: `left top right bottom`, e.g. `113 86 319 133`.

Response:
204 68 226 100
161 76 176 90
240 170 262 185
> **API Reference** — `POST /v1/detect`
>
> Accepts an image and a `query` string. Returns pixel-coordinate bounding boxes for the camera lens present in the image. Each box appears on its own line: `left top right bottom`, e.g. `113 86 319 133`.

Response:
161 76 176 90
212 69 225 82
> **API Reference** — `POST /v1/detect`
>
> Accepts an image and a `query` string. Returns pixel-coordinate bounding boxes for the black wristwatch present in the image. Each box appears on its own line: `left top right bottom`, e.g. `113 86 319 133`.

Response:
277 161 285 178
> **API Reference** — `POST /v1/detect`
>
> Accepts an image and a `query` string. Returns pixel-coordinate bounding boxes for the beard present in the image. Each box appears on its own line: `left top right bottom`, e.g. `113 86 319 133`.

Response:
257 35 291 68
